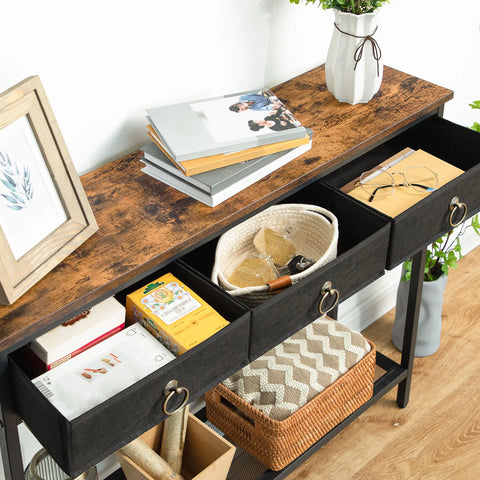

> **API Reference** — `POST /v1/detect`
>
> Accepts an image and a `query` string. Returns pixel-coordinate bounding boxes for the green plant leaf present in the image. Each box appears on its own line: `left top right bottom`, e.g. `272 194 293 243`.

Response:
471 214 480 235
401 259 412 282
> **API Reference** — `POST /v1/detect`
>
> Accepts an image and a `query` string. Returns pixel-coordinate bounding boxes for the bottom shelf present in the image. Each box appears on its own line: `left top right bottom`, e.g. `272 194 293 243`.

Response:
107 351 407 480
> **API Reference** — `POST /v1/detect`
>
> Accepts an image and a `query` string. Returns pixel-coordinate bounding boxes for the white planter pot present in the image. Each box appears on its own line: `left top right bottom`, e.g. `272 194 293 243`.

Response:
392 272 448 357
325 9 383 104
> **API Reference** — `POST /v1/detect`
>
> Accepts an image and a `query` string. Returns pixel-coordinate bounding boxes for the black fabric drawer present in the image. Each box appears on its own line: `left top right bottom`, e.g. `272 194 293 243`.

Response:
183 182 390 361
9 261 249 477
321 115 480 269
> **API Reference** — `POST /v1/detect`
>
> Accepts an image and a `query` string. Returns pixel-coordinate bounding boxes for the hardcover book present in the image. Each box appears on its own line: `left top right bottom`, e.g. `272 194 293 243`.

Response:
146 89 306 164
28 296 126 370
140 129 313 207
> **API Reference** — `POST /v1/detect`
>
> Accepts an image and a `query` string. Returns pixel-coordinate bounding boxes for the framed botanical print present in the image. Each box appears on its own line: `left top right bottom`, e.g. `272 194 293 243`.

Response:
0 76 98 304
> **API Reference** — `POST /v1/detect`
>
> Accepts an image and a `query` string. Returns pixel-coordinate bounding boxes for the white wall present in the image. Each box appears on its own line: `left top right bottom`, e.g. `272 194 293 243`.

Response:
0 0 477 176
1 1 479 478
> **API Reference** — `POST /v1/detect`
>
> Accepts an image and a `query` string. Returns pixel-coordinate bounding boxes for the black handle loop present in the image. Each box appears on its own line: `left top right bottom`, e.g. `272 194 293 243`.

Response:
449 196 467 227
163 380 189 416
318 281 340 315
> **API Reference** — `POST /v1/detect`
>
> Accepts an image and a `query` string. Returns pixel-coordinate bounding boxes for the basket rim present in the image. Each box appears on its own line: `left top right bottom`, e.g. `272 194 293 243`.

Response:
211 203 339 295
209 340 376 429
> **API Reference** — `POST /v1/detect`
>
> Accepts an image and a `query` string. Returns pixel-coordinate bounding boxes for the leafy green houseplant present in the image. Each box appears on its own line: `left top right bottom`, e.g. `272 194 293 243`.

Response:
394 213 480 356
288 0 389 14
401 215 480 283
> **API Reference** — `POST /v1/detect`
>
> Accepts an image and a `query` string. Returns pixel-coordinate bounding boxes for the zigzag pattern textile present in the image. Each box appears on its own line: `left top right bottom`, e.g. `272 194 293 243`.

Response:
223 318 371 421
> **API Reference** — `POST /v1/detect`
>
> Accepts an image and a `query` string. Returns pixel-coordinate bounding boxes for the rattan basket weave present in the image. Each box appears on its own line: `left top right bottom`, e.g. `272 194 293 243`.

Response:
205 341 376 471
211 204 338 306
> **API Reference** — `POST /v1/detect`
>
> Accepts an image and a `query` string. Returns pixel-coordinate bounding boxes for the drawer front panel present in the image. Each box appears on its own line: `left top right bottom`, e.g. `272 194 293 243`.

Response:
182 182 391 361
321 116 480 268
10 261 249 477
388 169 480 267
247 183 390 359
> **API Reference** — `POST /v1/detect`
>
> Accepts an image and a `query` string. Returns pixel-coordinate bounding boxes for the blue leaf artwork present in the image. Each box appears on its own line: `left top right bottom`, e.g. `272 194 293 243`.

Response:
0 151 34 211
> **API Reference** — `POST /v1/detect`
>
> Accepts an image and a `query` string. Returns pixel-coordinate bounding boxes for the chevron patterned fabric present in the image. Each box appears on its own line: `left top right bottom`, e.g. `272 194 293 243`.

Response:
223 317 371 421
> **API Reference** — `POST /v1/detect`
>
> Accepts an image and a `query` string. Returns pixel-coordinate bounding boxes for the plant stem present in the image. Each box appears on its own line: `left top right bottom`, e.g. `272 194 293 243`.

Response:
433 230 452 273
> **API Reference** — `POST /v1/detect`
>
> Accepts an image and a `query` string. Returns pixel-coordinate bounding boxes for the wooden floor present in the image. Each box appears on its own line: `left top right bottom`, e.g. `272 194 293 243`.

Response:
286 246 480 480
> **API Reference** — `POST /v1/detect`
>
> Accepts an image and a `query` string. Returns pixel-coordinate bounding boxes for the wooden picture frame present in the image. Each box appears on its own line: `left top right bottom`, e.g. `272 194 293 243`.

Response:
0 76 98 305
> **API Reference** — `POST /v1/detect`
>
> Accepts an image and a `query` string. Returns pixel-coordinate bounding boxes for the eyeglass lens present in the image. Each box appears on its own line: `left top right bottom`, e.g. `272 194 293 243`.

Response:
359 169 394 197
359 166 438 199
403 166 438 192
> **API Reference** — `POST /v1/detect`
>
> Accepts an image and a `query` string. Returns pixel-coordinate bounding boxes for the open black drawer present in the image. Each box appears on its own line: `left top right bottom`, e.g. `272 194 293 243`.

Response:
183 181 390 361
321 116 480 269
9 261 250 477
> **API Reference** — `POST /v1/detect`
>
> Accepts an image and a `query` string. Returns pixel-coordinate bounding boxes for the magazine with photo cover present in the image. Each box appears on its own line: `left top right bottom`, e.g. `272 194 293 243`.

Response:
146 89 306 163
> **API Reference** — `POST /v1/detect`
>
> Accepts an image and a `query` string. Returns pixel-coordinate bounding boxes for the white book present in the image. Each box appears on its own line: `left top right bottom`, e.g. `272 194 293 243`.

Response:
29 296 126 370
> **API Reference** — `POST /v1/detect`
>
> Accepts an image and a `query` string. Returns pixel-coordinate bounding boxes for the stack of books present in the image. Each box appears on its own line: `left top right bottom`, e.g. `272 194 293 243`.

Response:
141 89 312 207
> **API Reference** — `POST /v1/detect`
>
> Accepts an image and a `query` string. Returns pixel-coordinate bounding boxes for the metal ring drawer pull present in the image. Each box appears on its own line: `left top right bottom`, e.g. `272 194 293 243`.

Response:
449 196 467 227
163 380 189 416
318 281 339 315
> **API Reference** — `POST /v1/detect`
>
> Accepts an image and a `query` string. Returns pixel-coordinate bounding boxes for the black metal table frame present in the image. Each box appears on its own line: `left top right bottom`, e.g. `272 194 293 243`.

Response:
0 248 426 480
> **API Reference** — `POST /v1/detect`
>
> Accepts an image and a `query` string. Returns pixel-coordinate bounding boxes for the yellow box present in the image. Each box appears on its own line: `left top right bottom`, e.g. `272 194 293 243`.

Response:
126 273 229 355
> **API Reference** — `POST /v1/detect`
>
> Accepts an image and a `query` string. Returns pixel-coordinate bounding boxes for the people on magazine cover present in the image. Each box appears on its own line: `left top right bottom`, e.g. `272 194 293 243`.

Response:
248 109 299 132
229 92 282 112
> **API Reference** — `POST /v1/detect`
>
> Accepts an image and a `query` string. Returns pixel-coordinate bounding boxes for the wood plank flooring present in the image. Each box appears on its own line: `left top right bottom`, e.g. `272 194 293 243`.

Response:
286 245 480 480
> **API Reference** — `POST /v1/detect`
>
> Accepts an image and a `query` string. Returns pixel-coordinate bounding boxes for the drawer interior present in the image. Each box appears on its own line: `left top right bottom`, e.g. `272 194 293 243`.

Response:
183 181 390 360
323 115 480 189
321 115 480 268
184 181 388 280
9 261 249 477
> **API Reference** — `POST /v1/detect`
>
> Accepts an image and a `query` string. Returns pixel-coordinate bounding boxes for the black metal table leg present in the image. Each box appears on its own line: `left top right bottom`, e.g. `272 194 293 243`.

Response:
0 353 24 480
396 248 427 408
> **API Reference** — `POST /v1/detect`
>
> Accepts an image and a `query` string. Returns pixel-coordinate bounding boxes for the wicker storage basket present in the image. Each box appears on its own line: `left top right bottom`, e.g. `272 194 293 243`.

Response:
205 319 376 471
211 204 339 306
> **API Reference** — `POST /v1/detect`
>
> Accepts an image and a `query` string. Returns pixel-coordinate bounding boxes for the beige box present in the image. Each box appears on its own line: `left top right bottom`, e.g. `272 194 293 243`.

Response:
116 413 235 480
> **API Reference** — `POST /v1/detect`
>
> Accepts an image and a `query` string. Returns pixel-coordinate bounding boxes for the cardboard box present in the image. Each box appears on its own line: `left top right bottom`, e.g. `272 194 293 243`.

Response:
126 273 229 355
116 413 235 480
31 323 175 420
29 296 126 370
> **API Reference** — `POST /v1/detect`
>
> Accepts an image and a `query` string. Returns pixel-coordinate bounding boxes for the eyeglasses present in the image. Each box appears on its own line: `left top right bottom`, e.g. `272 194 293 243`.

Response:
356 165 438 202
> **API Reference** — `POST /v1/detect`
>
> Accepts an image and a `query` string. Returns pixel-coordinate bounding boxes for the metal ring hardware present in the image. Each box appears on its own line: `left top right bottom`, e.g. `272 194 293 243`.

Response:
162 380 189 416
318 281 340 315
449 196 467 227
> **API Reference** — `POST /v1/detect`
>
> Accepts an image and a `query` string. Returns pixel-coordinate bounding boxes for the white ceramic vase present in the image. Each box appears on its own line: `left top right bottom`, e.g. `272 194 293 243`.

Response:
392 271 448 357
325 9 383 104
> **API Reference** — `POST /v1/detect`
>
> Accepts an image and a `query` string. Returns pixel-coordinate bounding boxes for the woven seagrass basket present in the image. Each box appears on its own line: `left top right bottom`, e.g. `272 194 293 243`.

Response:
211 204 338 306
205 340 376 471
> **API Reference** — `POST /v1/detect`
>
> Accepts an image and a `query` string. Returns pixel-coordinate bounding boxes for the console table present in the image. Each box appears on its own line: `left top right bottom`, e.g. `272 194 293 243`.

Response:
2 65 478 480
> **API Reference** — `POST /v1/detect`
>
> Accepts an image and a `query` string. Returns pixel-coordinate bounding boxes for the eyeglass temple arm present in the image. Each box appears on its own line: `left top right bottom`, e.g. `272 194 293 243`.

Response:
409 183 436 191
369 183 436 202
368 184 392 202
